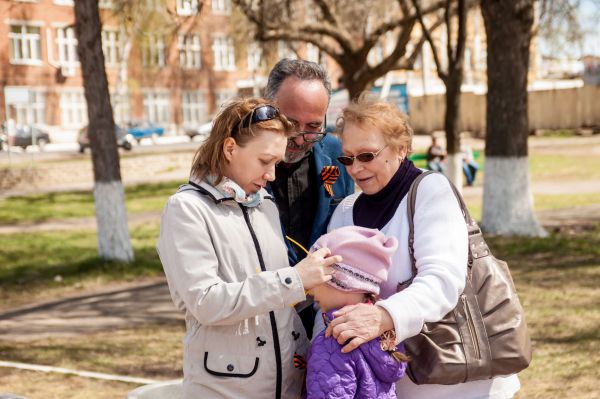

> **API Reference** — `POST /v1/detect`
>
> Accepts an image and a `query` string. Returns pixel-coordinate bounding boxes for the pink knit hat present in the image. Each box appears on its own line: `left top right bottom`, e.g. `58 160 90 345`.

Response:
310 226 398 295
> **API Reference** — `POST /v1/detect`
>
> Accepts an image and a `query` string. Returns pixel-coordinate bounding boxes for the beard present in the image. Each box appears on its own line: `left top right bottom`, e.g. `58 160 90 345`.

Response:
283 140 313 163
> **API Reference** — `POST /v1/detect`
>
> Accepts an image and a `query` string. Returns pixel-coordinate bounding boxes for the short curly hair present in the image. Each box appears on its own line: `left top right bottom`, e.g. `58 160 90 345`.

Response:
336 96 413 155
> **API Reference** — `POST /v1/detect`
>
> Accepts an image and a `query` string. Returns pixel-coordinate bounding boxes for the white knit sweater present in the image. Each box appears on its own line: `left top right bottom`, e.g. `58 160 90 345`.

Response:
327 173 520 399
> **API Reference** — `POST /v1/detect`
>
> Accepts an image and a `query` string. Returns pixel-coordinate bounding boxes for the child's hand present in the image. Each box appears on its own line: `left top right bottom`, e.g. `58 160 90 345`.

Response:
295 247 341 290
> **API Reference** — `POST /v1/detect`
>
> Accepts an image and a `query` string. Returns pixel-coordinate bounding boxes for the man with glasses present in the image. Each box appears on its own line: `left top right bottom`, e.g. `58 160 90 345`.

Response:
266 59 354 337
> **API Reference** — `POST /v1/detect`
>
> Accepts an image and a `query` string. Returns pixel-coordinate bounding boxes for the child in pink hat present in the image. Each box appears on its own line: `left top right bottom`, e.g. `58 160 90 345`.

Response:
303 225 408 399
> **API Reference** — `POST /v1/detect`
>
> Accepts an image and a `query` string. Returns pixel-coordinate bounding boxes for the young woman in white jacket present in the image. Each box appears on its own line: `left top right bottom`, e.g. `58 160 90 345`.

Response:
323 99 521 399
157 98 341 399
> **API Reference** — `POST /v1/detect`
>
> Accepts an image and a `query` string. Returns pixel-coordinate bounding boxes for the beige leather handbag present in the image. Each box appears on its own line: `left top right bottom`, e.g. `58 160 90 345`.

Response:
398 171 533 385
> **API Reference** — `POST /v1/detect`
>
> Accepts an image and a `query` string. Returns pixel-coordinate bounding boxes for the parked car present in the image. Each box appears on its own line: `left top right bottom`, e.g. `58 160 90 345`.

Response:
126 121 165 143
77 125 134 153
184 120 212 141
8 126 51 150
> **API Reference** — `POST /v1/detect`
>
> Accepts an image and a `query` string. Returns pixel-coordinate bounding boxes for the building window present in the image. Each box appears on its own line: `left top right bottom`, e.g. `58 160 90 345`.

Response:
306 43 321 64
9 24 42 65
211 0 231 15
4 87 46 126
277 41 296 60
111 92 130 125
60 90 88 128
178 34 201 69
182 91 207 126
143 91 170 125
56 27 79 74
142 34 166 68
247 41 262 72
102 29 122 66
213 36 235 71
215 90 235 111
177 0 199 15
98 0 114 8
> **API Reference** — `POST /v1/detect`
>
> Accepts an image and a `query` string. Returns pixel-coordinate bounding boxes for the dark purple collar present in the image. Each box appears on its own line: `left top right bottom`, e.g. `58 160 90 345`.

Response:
353 159 422 230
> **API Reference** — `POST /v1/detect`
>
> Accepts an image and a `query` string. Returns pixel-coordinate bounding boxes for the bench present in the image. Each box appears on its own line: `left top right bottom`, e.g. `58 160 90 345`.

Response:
409 150 481 162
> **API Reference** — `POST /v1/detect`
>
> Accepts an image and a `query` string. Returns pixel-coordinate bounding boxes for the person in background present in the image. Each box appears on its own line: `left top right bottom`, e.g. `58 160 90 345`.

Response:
461 142 479 186
305 226 408 399
426 135 446 173
265 58 355 337
157 97 341 398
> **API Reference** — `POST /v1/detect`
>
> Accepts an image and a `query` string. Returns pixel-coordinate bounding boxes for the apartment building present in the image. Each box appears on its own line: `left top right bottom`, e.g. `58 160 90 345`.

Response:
0 0 289 142
1 0 543 143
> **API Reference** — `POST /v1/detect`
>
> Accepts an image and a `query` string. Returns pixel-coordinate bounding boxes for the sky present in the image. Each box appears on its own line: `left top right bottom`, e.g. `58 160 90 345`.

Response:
579 0 600 56
542 0 600 57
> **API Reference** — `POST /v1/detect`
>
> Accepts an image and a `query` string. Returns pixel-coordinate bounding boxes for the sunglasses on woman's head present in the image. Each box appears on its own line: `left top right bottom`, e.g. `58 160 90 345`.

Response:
336 145 388 166
239 104 280 130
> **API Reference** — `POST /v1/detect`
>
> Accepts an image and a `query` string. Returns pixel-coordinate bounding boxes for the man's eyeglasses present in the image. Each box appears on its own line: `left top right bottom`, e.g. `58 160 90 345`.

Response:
236 104 280 132
336 145 388 166
290 116 327 143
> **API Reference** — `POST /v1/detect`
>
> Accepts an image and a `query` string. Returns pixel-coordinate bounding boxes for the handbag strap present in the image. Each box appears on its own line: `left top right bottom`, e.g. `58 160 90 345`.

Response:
405 171 481 284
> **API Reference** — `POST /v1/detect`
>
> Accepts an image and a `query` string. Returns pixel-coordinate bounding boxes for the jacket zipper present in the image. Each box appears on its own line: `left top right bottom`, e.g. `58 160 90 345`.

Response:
240 205 282 399
461 295 481 360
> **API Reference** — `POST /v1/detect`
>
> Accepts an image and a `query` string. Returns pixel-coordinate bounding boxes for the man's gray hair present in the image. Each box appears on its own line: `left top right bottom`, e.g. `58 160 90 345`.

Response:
265 58 332 100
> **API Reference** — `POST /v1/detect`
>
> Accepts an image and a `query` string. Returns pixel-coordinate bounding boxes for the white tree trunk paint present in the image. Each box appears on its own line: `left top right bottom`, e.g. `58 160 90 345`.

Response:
445 153 464 195
481 156 547 237
94 181 135 262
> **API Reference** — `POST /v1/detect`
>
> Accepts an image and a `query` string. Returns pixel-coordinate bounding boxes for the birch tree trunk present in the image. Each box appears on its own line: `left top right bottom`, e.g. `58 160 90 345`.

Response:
480 0 546 236
74 0 135 261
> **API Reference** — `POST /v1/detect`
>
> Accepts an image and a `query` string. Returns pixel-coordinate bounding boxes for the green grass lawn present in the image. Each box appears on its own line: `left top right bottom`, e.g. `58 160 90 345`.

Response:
529 153 600 181
0 224 598 398
0 223 163 310
0 181 178 225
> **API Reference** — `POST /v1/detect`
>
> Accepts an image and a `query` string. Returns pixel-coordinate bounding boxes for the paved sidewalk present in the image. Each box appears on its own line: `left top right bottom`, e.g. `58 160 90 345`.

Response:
0 280 181 341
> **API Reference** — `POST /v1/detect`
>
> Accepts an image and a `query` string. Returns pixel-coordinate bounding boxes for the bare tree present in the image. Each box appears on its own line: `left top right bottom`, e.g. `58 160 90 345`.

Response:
108 0 203 124
74 0 135 261
233 0 447 99
480 0 546 236
413 0 471 188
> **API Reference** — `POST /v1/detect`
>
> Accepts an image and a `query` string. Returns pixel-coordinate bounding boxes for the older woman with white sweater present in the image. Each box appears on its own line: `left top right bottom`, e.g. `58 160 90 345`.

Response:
323 99 521 399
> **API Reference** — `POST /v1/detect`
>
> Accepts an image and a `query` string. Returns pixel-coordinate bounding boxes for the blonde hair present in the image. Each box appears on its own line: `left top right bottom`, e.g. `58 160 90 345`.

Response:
336 96 413 155
190 97 293 183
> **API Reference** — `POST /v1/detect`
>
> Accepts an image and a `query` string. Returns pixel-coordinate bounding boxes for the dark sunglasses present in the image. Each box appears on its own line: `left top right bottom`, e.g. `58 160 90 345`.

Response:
337 145 388 166
236 104 280 132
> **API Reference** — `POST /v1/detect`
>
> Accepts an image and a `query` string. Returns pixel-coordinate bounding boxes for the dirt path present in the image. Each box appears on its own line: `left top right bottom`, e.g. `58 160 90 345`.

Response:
0 280 181 342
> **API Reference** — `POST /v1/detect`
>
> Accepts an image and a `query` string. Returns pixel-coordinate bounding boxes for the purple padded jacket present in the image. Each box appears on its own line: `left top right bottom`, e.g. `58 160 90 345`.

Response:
304 309 407 398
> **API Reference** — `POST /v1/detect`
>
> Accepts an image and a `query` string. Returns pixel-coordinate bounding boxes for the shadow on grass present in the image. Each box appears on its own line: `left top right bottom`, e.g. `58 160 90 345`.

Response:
535 325 600 345
0 225 163 293
486 224 600 275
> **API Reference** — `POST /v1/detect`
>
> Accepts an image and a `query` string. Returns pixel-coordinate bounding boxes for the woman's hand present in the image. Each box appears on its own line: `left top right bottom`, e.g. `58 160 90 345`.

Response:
325 303 395 353
295 247 341 290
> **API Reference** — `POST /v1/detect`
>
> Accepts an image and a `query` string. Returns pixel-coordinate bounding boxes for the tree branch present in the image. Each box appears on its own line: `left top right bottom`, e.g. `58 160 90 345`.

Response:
445 0 453 64
257 29 344 64
313 0 339 26
412 0 447 81
452 0 468 72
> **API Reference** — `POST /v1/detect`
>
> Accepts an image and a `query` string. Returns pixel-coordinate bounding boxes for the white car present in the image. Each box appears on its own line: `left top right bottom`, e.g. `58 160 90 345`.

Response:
184 121 212 141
